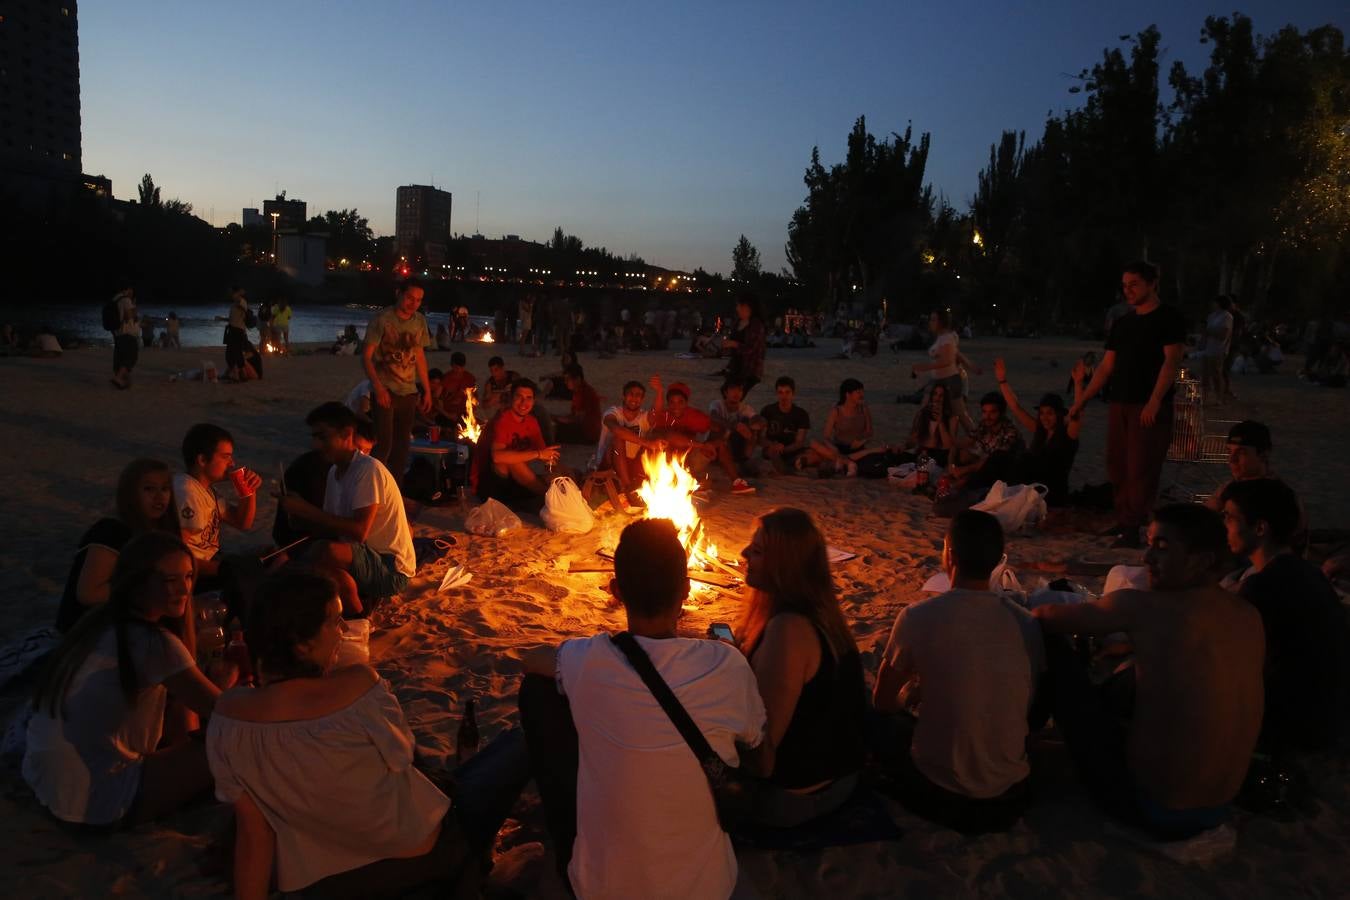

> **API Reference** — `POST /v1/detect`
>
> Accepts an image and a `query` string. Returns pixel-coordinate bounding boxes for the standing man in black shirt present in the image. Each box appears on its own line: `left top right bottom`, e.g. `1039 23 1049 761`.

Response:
1070 261 1186 547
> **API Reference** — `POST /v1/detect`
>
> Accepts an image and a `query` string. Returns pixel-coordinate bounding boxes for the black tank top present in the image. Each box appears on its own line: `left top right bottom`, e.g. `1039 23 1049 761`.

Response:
760 625 867 789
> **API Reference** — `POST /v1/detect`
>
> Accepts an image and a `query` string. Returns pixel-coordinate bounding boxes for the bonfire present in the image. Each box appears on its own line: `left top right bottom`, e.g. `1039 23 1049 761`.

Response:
635 451 718 568
458 387 482 444
478 331 495 343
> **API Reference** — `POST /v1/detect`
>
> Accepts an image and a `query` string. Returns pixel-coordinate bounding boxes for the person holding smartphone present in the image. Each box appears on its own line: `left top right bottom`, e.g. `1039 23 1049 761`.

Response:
733 507 866 826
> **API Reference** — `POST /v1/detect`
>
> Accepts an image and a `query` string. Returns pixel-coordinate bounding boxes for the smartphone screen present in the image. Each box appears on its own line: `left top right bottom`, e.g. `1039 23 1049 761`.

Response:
709 622 735 644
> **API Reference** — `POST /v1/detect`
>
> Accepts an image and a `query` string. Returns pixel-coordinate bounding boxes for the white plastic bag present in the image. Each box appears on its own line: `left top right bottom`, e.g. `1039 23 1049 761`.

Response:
333 617 370 667
466 498 523 536
1104 565 1149 594
922 554 1021 596
972 481 1049 533
541 477 594 534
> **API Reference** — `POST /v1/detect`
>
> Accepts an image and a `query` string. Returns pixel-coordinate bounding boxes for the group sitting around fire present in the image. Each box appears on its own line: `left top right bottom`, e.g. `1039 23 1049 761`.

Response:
19 277 1349 898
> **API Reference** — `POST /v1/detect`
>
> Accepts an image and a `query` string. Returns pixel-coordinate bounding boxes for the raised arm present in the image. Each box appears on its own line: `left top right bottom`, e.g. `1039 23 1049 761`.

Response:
994 358 1037 432
1071 349 1115 416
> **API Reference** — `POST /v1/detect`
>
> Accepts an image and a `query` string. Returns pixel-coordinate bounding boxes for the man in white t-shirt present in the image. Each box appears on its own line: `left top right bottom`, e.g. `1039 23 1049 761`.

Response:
874 509 1045 833
1202 295 1234 400
276 402 415 615
520 519 768 900
175 423 262 579
593 374 665 494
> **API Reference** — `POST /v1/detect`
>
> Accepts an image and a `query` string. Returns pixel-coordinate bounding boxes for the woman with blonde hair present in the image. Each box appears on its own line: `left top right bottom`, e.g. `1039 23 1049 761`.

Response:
735 507 866 826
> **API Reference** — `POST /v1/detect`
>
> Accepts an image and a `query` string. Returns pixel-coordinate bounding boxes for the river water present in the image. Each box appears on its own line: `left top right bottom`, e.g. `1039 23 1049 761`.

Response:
5 303 491 349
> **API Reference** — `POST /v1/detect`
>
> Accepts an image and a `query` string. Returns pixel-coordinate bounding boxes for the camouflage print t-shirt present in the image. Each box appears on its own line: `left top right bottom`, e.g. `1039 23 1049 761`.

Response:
364 308 430 396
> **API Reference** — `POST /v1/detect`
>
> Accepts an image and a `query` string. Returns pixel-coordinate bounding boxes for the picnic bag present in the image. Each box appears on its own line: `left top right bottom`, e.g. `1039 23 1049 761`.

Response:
466 498 522 536
610 632 761 832
541 476 594 534
971 481 1048 533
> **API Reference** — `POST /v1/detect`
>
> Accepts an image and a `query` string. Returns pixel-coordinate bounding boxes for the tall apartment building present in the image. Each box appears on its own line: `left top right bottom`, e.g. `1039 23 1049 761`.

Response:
263 194 307 231
395 184 453 266
0 0 85 206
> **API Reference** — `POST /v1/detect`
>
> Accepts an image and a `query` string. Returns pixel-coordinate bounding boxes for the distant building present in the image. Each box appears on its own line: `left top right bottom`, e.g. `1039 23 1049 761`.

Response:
263 194 307 231
242 208 265 227
395 185 453 266
0 1 106 208
277 233 326 286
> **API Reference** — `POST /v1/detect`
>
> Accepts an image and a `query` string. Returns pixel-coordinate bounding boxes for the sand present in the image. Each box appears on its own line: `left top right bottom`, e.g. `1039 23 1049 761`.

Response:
1 333 1347 898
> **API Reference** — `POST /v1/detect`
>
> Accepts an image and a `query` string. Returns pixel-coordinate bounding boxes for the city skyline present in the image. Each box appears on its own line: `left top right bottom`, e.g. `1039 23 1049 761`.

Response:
79 1 1344 274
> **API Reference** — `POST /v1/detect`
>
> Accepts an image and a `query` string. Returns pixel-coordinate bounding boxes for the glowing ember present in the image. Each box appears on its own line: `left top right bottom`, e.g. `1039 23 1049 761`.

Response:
479 331 496 343
264 342 278 353
458 386 482 444
636 451 718 567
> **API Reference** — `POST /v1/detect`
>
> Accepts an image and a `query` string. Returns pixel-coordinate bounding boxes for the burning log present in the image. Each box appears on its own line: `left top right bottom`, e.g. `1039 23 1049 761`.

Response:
457 387 482 444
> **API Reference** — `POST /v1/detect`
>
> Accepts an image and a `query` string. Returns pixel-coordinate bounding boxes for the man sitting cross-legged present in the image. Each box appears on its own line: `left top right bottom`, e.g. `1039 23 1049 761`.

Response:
707 378 763 494
1034 503 1265 840
592 375 665 495
948 390 1025 489
174 423 263 583
274 402 416 616
1220 478 1350 758
471 378 561 506
518 518 768 900
873 509 1046 833
759 375 813 473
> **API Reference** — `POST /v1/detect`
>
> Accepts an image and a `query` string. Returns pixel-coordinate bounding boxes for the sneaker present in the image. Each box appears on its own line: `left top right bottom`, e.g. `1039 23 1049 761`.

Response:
731 478 756 495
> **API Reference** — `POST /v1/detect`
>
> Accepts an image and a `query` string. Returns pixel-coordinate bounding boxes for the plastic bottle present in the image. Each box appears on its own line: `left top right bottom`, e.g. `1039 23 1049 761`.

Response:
455 698 479 764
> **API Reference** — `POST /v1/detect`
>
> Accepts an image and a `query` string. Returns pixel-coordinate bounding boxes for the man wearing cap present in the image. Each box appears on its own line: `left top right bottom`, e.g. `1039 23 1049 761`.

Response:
1070 261 1187 548
1205 421 1274 511
648 382 721 474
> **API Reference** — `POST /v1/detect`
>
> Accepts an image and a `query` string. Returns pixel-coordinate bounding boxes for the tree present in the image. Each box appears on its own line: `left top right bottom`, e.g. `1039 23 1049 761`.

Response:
137 174 161 208
731 234 761 281
309 208 376 264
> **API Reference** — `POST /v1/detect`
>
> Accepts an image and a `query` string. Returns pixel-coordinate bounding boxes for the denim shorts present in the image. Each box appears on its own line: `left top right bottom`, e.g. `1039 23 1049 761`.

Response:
348 543 409 601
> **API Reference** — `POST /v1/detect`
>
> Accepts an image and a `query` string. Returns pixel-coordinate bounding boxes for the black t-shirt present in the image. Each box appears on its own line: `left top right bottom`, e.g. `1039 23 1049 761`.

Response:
1240 554 1350 753
1024 425 1079 507
760 403 810 446
272 450 331 546
1105 305 1187 404
58 518 133 633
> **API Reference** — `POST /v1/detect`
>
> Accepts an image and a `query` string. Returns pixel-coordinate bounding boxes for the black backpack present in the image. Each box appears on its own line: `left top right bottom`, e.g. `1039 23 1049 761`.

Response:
102 298 121 332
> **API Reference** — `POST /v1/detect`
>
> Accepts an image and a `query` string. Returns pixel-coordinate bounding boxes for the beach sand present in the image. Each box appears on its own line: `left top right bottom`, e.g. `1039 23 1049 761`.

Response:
1 334 1347 897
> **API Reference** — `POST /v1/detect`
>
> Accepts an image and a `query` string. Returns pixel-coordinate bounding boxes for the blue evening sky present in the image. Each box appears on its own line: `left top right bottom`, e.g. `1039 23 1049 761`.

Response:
79 1 1344 273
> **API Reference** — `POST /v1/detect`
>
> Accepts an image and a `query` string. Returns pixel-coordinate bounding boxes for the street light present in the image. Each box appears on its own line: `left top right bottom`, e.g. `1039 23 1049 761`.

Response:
270 212 280 265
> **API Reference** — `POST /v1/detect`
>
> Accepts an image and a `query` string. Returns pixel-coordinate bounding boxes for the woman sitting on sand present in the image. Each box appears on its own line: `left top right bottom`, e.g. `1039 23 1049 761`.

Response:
25 533 233 827
56 458 182 633
994 357 1083 507
207 569 509 897
900 381 958 466
803 378 886 477
735 508 866 826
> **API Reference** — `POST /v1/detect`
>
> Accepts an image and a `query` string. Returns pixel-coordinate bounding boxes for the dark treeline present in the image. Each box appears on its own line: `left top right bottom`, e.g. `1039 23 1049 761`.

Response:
784 14 1350 330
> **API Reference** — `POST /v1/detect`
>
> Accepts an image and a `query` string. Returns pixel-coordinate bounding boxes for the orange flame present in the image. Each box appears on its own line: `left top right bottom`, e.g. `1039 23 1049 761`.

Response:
458 387 482 444
479 332 496 343
636 451 718 567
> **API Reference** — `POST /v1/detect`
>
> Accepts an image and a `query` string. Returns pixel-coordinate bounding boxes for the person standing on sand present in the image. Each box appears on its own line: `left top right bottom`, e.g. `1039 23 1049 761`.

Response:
111 285 139 389
721 291 766 397
272 297 293 351
1034 504 1265 840
362 279 433 487
165 312 181 349
1070 261 1186 549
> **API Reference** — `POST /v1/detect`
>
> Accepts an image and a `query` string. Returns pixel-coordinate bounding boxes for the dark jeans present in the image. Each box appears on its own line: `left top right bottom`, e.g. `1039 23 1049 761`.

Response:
1042 634 1227 840
299 728 531 898
1106 400 1174 529
372 392 419 486
112 334 138 372
869 711 1029 835
519 674 580 875
224 326 248 371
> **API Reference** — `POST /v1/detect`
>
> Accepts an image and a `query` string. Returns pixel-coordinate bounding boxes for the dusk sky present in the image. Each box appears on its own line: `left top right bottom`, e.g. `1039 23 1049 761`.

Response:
80 2 1344 274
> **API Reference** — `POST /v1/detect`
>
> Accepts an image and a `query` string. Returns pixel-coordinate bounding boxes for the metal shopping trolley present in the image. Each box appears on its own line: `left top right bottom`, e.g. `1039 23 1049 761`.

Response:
1164 368 1233 502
